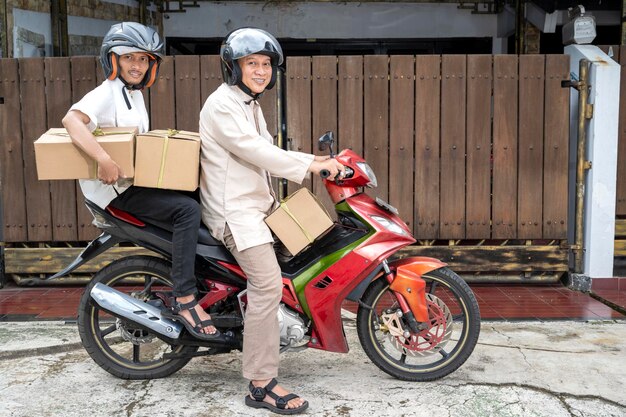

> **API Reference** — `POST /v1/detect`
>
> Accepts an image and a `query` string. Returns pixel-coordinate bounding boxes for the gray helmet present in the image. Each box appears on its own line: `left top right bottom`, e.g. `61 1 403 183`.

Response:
100 22 164 89
220 28 283 90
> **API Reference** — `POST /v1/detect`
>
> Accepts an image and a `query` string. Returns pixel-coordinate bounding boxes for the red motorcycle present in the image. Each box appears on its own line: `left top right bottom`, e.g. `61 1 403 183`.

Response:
54 132 480 381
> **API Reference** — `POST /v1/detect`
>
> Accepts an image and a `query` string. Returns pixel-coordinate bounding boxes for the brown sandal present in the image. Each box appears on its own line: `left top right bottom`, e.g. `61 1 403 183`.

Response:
162 299 221 341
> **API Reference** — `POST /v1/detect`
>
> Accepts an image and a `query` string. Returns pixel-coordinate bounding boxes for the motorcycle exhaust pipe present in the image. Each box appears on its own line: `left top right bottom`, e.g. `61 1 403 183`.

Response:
90 283 183 339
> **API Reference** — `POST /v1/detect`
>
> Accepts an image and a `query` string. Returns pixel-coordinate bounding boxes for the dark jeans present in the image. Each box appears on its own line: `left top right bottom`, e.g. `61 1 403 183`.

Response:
110 186 201 297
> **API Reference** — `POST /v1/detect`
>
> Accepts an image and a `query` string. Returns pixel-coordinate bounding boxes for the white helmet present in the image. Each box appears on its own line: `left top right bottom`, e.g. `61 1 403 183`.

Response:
220 28 283 90
100 22 163 90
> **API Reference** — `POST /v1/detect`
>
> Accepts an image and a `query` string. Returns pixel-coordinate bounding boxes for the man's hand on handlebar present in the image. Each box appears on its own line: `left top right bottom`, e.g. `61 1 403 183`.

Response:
309 157 345 180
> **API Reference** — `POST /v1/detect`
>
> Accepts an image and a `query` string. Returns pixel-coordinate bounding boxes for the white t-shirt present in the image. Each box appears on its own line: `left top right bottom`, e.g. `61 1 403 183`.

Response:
70 78 149 208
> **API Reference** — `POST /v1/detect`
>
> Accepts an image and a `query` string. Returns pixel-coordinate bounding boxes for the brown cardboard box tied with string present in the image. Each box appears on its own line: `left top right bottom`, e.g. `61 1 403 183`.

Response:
133 129 201 191
34 127 136 180
264 187 334 256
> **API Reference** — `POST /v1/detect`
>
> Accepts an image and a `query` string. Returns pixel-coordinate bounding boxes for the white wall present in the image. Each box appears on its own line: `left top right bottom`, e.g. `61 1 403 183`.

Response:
163 2 498 40
67 16 119 37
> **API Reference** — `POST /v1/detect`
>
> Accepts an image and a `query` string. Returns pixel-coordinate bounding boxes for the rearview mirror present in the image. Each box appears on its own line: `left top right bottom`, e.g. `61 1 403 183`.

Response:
318 131 335 157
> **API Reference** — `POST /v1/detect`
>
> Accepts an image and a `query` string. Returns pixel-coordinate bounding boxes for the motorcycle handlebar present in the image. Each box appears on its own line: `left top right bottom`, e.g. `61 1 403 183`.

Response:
320 167 354 180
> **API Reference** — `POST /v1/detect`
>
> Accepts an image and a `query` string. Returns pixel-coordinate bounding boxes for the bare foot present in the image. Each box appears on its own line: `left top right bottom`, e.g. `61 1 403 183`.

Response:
176 295 217 335
251 379 307 410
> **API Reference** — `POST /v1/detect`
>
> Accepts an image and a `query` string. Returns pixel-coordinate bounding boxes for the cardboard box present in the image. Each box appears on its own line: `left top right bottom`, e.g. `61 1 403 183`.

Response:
34 127 136 180
133 129 200 191
265 188 334 256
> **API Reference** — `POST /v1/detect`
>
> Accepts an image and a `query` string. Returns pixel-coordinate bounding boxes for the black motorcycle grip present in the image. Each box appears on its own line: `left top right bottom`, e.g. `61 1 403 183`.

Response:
320 169 331 178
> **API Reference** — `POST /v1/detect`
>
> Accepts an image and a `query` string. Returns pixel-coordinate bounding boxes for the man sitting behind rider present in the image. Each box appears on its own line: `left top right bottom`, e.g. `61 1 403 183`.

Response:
62 22 219 341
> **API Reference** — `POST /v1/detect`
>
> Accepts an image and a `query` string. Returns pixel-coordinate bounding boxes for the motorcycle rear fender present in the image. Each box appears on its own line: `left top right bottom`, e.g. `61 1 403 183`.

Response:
46 233 121 280
387 257 447 323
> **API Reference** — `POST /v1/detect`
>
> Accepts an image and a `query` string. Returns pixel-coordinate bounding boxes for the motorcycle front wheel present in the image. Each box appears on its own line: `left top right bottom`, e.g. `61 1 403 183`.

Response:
357 266 480 381
77 255 198 380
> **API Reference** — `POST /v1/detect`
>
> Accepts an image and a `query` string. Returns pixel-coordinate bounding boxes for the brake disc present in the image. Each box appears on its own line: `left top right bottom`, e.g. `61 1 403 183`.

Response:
116 318 154 345
380 294 453 357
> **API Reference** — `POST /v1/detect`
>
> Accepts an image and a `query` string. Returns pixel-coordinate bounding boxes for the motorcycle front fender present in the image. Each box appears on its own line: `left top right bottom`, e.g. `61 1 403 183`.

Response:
46 232 121 280
387 257 447 323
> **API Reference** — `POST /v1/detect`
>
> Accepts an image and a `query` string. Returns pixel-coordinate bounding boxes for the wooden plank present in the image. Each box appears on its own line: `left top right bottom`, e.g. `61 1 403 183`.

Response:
4 244 568 275
389 55 414 227
150 56 175 130
286 57 312 194
615 240 626 257
543 55 570 238
338 56 363 155
0 59 28 242
70 57 98 109
95 59 106 84
440 55 466 239
311 56 338 214
5 247 159 274
45 57 77 242
397 245 569 272
616 219 626 237
518 55 545 239
492 55 518 239
70 56 100 241
259 85 280 196
200 55 222 104
414 55 441 239
617 46 626 215
364 55 389 201
19 58 52 242
466 55 492 239
258 82 277 138
174 55 200 131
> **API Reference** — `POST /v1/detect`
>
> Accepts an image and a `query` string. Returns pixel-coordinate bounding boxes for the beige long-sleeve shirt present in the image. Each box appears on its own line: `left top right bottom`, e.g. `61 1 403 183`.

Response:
199 84 314 251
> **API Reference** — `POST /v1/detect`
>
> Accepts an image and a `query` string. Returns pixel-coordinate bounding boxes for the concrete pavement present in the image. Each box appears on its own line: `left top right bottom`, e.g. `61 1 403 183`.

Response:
1 317 625 417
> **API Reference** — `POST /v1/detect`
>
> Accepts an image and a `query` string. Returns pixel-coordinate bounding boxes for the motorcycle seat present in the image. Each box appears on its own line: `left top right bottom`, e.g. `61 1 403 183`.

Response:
197 225 222 246
100 201 223 247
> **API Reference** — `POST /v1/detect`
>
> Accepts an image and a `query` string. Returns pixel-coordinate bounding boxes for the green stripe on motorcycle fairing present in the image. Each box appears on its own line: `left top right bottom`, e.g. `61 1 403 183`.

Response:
292 201 374 318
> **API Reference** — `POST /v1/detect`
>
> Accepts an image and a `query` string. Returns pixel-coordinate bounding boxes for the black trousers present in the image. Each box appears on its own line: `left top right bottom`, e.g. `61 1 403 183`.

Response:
110 186 201 297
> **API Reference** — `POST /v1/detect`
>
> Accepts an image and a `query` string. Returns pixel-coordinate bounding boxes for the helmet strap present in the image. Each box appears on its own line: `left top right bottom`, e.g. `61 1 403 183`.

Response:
236 79 262 101
121 86 132 110
118 73 145 91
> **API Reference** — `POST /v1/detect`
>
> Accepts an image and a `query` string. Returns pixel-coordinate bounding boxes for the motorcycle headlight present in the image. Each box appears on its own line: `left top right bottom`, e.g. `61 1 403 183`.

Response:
370 215 409 236
356 162 378 188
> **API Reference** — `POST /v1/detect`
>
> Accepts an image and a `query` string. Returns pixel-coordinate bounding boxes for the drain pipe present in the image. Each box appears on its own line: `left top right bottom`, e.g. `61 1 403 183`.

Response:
565 59 592 274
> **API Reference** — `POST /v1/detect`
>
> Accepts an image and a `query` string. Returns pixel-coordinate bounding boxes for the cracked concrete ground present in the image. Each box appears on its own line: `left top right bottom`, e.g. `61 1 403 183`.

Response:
0 319 625 417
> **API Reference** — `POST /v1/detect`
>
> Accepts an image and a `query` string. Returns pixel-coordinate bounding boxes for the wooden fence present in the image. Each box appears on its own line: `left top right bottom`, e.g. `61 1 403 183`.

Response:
0 54 571 246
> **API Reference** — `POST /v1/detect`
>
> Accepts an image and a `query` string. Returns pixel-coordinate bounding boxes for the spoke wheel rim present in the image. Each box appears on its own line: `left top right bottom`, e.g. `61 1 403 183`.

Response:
368 274 471 373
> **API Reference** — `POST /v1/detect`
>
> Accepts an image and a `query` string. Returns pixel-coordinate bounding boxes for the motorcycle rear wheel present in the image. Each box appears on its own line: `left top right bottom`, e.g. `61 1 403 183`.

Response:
77 255 198 380
357 266 480 381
